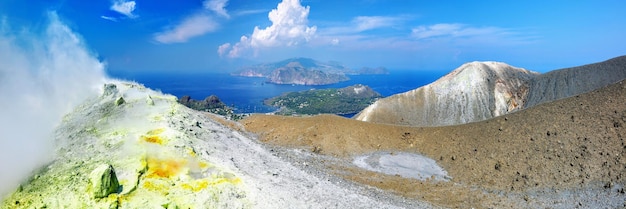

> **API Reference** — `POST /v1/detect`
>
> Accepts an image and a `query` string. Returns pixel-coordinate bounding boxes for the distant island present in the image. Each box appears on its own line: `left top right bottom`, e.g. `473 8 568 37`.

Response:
233 57 388 85
264 84 382 115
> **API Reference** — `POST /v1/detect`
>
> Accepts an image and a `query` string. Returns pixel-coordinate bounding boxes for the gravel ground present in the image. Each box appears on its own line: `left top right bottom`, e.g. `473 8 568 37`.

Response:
241 79 626 208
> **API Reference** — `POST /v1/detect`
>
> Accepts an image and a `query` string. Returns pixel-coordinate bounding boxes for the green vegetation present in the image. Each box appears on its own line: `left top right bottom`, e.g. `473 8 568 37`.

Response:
265 84 381 115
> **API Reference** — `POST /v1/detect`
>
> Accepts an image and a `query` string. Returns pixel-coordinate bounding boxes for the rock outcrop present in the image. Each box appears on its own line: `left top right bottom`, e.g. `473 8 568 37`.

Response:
355 61 538 126
355 56 626 126
178 95 225 111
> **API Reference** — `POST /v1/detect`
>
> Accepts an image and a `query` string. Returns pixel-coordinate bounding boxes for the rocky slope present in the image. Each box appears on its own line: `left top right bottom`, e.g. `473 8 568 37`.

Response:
525 55 626 107
355 56 626 126
1 81 427 208
355 61 538 126
241 79 626 208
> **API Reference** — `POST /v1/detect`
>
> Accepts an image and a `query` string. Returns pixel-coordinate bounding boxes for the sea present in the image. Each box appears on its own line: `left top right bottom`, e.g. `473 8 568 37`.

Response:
109 70 447 115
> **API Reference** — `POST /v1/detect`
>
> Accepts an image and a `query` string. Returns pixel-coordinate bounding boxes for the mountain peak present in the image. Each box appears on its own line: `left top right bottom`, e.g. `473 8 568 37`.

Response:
441 61 534 80
355 61 538 126
355 56 626 127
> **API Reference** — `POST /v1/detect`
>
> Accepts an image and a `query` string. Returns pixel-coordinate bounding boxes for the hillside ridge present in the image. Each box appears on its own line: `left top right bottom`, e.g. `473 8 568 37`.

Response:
355 61 538 126
355 56 626 126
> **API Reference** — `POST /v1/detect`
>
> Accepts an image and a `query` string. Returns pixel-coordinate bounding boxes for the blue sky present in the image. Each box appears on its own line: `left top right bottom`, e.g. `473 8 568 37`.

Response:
1 0 625 73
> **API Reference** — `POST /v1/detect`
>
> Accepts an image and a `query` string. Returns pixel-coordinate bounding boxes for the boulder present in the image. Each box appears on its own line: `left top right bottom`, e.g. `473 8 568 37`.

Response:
89 164 120 198
146 95 154 106
115 97 125 106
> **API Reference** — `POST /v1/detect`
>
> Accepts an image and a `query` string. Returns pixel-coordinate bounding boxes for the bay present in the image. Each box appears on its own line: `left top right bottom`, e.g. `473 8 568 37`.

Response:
110 70 446 114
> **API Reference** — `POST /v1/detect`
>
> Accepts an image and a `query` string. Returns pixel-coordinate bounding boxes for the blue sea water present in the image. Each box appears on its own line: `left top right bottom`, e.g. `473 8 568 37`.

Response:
110 70 446 114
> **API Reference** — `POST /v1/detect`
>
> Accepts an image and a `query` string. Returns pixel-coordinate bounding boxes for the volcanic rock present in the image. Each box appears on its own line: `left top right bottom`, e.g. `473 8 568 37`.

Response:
89 164 119 198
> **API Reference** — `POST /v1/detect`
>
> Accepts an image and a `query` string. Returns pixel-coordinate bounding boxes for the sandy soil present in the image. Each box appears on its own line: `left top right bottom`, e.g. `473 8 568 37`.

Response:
240 80 626 208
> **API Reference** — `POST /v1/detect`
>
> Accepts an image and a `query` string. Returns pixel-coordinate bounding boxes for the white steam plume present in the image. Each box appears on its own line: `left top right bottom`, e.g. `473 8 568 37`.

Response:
0 13 106 197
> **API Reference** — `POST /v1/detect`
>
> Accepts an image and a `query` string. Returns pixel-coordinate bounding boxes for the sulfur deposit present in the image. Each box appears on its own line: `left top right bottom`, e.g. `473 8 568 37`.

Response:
1 81 424 208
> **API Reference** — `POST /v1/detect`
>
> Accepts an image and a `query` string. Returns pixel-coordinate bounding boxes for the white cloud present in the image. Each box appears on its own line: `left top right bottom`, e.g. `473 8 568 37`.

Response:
412 23 503 39
203 0 230 18
218 0 317 58
154 14 218 44
353 16 402 31
153 0 230 44
220 36 250 58
217 43 230 57
111 0 138 19
410 23 537 47
100 16 118 22
319 15 406 38
233 9 267 16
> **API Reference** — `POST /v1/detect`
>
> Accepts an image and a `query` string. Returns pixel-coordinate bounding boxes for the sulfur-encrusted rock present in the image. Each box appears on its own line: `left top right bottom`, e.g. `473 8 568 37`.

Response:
146 95 155 106
115 97 125 106
89 164 120 198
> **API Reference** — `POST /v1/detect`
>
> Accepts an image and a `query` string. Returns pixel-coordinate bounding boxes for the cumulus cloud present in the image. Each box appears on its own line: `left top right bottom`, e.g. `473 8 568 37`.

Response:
0 12 106 196
111 0 138 18
218 0 317 58
217 43 231 57
154 14 219 44
203 0 229 18
412 23 503 39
